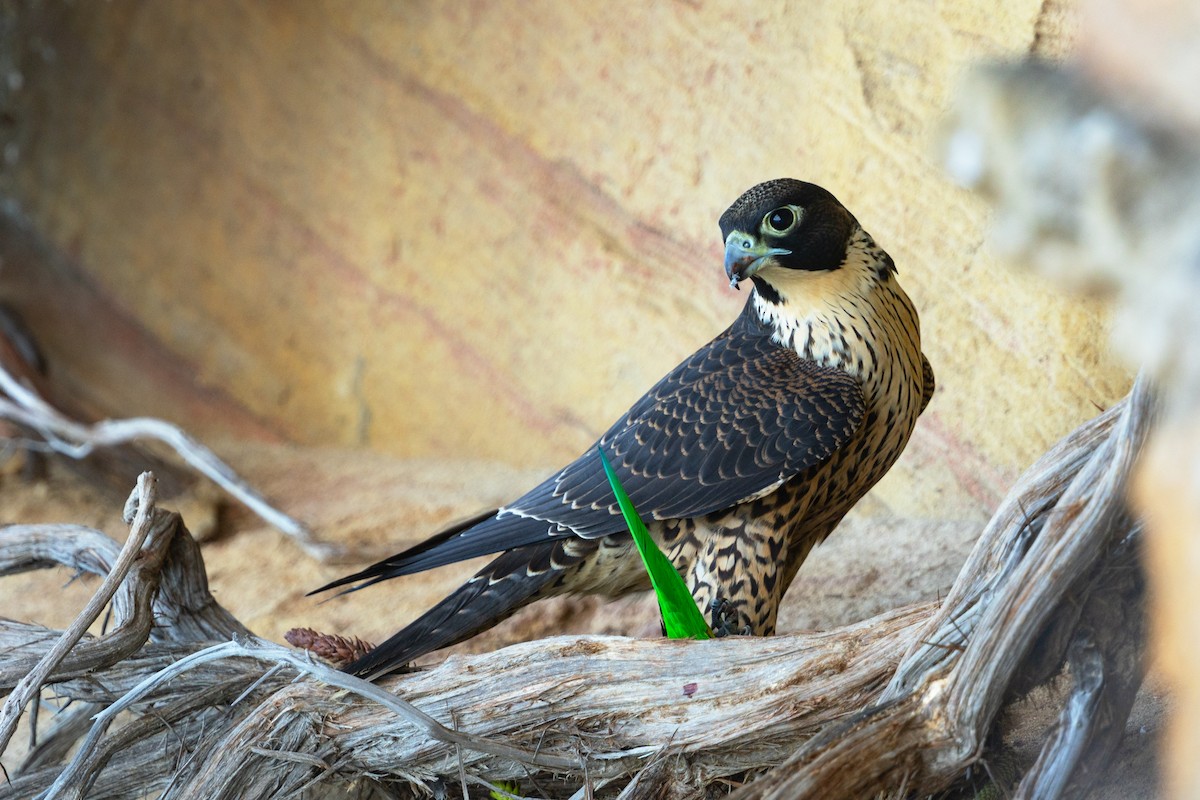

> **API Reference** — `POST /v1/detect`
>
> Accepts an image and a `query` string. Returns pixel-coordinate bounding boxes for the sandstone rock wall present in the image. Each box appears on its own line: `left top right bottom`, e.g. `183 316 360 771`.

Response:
0 0 1129 522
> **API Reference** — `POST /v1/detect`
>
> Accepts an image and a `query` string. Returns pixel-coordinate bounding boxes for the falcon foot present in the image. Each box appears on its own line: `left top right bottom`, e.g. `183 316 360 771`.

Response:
708 598 752 637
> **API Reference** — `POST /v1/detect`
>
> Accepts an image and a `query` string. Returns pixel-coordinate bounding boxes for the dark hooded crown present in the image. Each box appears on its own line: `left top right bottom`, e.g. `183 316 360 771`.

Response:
719 179 858 273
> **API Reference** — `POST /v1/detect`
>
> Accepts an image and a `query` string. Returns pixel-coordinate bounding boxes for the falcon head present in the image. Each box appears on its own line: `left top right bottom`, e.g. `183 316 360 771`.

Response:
719 179 857 291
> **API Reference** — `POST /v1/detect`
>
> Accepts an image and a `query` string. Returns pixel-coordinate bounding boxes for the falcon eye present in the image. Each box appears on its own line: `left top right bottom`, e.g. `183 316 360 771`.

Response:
765 207 795 233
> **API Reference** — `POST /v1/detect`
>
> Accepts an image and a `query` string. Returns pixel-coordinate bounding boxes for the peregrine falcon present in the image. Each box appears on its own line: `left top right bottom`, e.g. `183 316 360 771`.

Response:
313 179 934 679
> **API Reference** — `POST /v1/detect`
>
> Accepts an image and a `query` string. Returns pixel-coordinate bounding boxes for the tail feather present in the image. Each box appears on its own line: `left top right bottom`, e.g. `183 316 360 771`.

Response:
308 508 499 597
343 542 565 679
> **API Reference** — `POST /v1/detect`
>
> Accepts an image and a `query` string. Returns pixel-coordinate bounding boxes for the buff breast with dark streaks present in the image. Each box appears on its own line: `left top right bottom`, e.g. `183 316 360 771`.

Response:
311 178 933 678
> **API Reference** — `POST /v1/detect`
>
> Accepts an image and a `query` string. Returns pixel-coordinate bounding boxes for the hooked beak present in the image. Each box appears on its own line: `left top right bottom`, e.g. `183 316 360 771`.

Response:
724 233 791 289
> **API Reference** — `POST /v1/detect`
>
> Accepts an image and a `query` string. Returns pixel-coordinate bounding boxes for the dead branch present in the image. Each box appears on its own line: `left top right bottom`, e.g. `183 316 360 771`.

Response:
725 376 1152 800
0 359 337 561
0 475 160 756
0 370 1153 799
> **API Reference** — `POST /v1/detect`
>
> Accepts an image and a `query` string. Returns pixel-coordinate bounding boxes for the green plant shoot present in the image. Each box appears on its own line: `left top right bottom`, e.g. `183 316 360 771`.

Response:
598 447 712 640
489 780 522 800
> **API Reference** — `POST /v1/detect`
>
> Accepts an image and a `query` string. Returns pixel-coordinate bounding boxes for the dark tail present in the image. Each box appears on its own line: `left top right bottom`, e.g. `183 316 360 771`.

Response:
308 509 500 598
343 541 571 680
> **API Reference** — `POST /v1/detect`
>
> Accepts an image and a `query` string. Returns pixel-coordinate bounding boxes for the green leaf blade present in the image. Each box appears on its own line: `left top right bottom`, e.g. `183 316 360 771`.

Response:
598 447 711 640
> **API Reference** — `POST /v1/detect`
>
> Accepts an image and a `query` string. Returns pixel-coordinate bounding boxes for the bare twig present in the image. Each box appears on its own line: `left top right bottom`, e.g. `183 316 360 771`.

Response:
0 363 336 561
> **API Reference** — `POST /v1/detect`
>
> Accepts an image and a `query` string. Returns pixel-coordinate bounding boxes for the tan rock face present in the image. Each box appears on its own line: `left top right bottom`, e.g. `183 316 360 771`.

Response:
1 0 1129 525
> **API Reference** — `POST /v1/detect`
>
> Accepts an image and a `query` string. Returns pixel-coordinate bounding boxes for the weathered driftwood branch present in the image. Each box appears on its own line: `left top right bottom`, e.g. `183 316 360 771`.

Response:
0 496 933 798
0 358 336 561
0 372 1153 799
0 475 161 756
942 55 1200 799
728 376 1153 800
